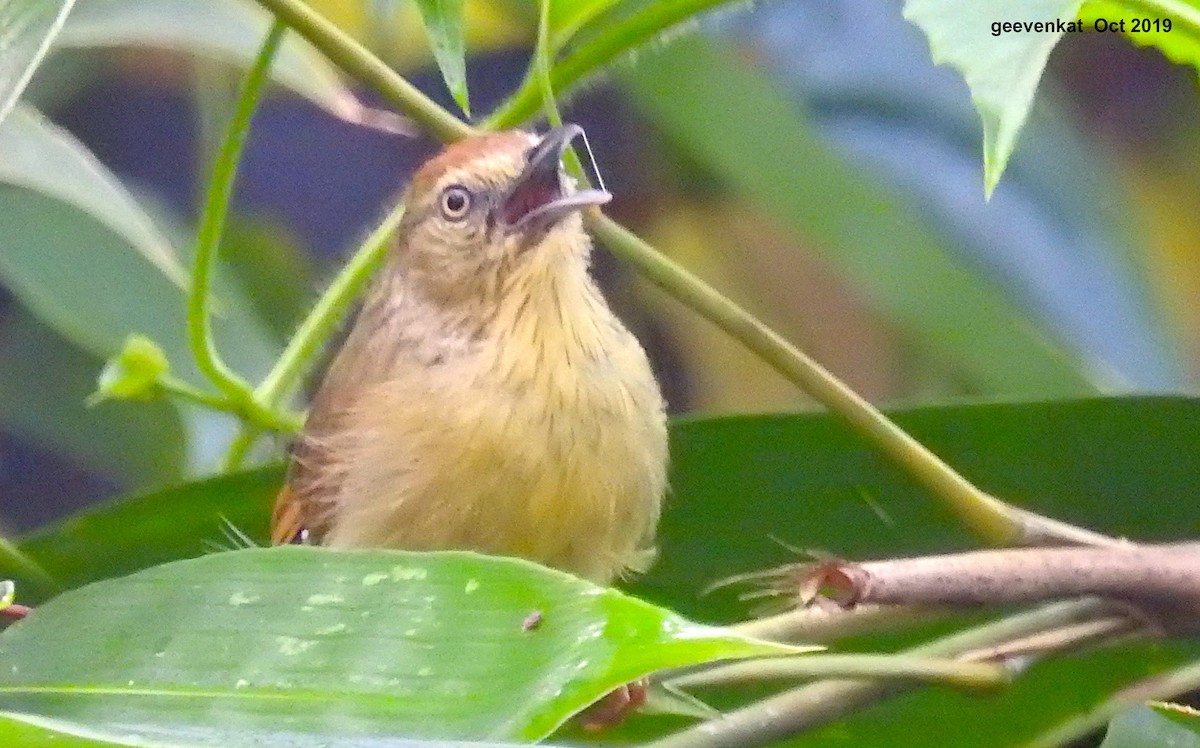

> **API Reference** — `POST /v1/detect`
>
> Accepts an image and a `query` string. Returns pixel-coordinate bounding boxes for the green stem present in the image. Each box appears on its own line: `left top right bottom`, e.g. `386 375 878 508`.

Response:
222 425 265 472
256 204 406 408
591 216 1022 545
666 653 1010 692
1022 657 1200 748
251 0 1112 548
157 375 233 413
0 537 59 600
251 0 474 142
650 599 1117 748
189 21 283 403
157 377 301 434
486 0 733 129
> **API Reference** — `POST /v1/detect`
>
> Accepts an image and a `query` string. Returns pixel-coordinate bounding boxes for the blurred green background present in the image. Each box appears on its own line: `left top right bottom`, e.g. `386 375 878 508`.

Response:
2 0 1198 533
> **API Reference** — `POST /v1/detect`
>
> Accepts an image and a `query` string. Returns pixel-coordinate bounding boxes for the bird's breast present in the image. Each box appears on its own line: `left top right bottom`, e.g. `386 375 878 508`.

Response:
324 296 667 583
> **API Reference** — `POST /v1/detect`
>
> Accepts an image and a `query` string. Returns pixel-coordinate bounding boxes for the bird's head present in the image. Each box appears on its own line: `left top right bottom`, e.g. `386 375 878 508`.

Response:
391 125 610 302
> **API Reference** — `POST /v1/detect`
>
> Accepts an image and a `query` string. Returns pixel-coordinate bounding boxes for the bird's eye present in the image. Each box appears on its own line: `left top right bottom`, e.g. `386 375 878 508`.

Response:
439 185 473 221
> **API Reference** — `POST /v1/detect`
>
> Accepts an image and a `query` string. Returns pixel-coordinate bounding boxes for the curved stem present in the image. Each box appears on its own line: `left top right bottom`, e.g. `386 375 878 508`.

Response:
223 425 265 472
156 375 300 432
189 21 284 401
250 0 474 143
250 0 1113 548
665 653 1009 692
256 204 406 408
589 216 1094 547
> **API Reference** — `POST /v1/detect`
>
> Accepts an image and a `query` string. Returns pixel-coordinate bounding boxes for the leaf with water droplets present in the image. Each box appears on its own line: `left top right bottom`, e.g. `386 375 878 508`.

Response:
0 548 795 743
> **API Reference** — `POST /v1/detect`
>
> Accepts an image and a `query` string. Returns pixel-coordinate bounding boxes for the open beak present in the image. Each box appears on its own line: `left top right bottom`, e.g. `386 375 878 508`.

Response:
498 124 611 230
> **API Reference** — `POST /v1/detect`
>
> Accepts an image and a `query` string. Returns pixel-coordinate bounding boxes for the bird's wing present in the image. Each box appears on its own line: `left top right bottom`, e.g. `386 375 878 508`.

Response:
272 312 379 547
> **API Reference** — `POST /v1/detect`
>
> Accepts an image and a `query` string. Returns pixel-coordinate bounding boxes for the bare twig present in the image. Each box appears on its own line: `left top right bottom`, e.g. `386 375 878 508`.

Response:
961 615 1140 662
665 653 1011 692
727 603 942 644
764 544 1200 633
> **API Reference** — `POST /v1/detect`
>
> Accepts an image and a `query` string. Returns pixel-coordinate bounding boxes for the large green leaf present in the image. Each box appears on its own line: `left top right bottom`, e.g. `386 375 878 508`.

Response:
16 467 279 595
55 0 389 129
0 105 187 288
14 395 1200 603
0 548 790 744
11 398 1200 746
0 0 76 126
0 106 280 385
0 711 529 748
0 310 184 490
621 36 1096 397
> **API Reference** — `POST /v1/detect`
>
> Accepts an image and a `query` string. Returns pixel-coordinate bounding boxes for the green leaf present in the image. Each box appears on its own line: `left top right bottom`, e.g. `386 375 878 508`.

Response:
413 0 470 117
0 104 188 289
621 36 1097 396
0 311 185 490
0 105 280 386
0 0 76 126
12 397 1200 744
1101 705 1200 748
901 0 1084 195
488 0 732 127
548 0 622 48
15 467 280 595
56 0 393 130
1080 1 1200 74
0 548 791 743
0 711 533 748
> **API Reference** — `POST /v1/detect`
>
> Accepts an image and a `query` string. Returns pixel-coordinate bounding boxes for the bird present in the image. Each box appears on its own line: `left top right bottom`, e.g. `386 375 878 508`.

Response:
272 125 669 587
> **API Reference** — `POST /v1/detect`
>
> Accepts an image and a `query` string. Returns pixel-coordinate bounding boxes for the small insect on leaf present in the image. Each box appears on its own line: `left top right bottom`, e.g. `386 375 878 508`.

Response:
523 610 543 632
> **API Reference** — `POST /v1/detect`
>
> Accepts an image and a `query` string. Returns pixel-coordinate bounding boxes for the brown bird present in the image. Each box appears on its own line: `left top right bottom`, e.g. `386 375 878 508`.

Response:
273 125 668 586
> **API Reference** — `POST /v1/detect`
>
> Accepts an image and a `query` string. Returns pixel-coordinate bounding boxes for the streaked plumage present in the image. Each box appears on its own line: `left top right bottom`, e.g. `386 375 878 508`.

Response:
274 128 667 584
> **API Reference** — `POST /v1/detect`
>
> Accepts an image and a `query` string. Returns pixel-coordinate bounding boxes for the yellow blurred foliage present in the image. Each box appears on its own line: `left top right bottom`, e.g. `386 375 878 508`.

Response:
307 0 529 70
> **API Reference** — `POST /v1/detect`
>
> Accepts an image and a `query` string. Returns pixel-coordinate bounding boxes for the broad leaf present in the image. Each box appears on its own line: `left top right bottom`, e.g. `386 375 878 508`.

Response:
56 0 393 130
0 104 186 288
0 0 76 126
0 105 280 385
0 548 791 743
16 467 279 595
413 0 470 116
0 711 531 747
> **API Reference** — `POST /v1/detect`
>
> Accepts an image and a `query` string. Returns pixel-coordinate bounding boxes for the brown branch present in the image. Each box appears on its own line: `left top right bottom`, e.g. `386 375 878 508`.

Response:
767 544 1200 634
728 603 943 644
